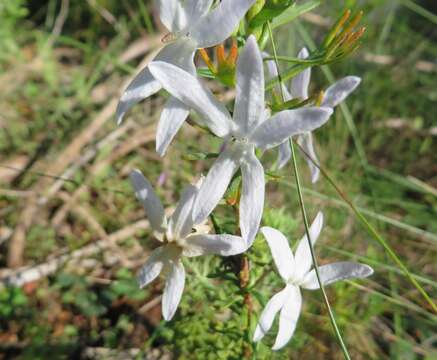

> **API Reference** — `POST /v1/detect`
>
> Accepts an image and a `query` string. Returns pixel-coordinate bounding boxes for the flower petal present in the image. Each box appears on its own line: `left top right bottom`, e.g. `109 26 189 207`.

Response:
234 36 265 136
264 56 292 101
190 0 256 48
137 247 166 288
276 141 291 169
272 285 302 351
302 262 374 290
148 61 232 138
297 132 320 184
240 150 265 246
157 0 187 32
251 107 333 150
192 146 241 225
183 0 213 24
116 39 196 125
130 169 166 233
321 76 361 108
253 287 288 342
290 48 311 100
156 97 190 156
261 227 295 281
116 68 161 126
294 212 324 279
183 234 247 257
162 260 185 321
168 183 198 240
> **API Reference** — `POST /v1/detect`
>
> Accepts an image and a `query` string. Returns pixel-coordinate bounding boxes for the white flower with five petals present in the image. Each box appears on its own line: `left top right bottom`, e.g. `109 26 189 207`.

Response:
117 0 256 156
130 169 247 321
253 212 374 350
148 36 333 246
266 48 361 182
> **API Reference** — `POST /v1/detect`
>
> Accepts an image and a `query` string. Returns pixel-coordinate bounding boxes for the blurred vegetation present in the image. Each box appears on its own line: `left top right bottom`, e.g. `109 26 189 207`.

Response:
0 0 436 359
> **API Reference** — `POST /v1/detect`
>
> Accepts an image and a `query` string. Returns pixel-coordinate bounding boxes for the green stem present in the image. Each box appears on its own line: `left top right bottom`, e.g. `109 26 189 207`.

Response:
289 140 352 360
266 22 352 360
296 143 437 314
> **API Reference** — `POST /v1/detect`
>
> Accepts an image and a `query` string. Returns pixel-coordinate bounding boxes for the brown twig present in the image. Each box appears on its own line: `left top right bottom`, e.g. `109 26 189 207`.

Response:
1 220 149 286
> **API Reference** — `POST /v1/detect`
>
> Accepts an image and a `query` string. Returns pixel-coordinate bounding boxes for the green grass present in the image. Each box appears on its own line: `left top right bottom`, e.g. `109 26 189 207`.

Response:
0 1 436 359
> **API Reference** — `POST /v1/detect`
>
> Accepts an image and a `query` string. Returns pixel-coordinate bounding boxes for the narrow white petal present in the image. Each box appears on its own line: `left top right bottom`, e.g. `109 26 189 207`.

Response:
290 48 311 100
168 183 198 240
156 97 190 156
272 285 302 351
261 227 295 281
157 0 187 32
234 36 265 136
240 151 265 246
294 212 324 279
302 262 374 290
321 76 361 108
183 234 247 257
162 260 185 321
137 247 166 288
116 68 161 125
276 141 292 169
297 132 320 184
190 0 256 48
264 57 292 101
116 39 196 125
192 147 241 225
130 169 166 233
253 288 288 342
251 107 333 150
183 0 213 23
149 61 232 138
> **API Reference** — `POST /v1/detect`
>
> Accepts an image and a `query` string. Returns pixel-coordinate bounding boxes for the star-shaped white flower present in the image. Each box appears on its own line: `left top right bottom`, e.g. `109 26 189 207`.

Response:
148 36 333 246
117 0 256 156
130 169 247 321
266 48 361 182
253 212 374 350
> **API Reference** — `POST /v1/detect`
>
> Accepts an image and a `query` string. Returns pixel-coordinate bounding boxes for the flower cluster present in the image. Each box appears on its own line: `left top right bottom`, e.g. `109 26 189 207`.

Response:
118 0 373 351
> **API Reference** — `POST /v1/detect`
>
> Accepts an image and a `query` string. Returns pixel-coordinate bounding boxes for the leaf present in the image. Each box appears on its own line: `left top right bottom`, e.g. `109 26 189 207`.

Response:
271 0 321 29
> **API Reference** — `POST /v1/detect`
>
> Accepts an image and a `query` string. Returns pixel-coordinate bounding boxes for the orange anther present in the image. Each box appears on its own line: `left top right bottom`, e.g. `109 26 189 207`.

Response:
199 48 217 73
227 39 238 66
216 44 226 65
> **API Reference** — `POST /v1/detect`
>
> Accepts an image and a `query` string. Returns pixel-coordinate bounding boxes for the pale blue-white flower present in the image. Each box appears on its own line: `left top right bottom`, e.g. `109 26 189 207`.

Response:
130 169 247 321
266 48 361 182
148 36 333 246
253 212 374 350
117 0 256 156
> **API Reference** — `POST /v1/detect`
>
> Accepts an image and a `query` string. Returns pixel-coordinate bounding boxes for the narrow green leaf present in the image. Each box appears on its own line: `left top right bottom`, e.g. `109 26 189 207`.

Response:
271 0 321 29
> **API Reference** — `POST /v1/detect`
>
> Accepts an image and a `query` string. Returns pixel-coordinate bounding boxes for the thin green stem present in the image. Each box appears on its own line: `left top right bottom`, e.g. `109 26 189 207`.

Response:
289 139 352 360
296 143 437 313
263 55 323 64
266 21 352 360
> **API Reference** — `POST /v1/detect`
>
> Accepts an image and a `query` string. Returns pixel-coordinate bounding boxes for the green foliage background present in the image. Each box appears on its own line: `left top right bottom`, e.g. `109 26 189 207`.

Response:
0 0 436 359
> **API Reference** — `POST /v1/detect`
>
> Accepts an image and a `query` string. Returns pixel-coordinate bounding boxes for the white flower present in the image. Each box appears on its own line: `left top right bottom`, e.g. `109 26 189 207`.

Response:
130 169 247 321
266 48 361 182
117 0 256 156
253 212 374 350
148 36 333 246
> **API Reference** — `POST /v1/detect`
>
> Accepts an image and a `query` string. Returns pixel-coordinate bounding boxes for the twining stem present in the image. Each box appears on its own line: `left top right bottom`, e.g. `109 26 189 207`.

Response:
267 21 352 360
296 143 437 314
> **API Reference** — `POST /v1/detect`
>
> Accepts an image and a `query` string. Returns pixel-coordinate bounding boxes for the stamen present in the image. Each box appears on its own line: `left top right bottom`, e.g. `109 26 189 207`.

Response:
227 39 238 66
216 44 226 65
199 48 217 73
315 90 324 107
162 32 178 43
